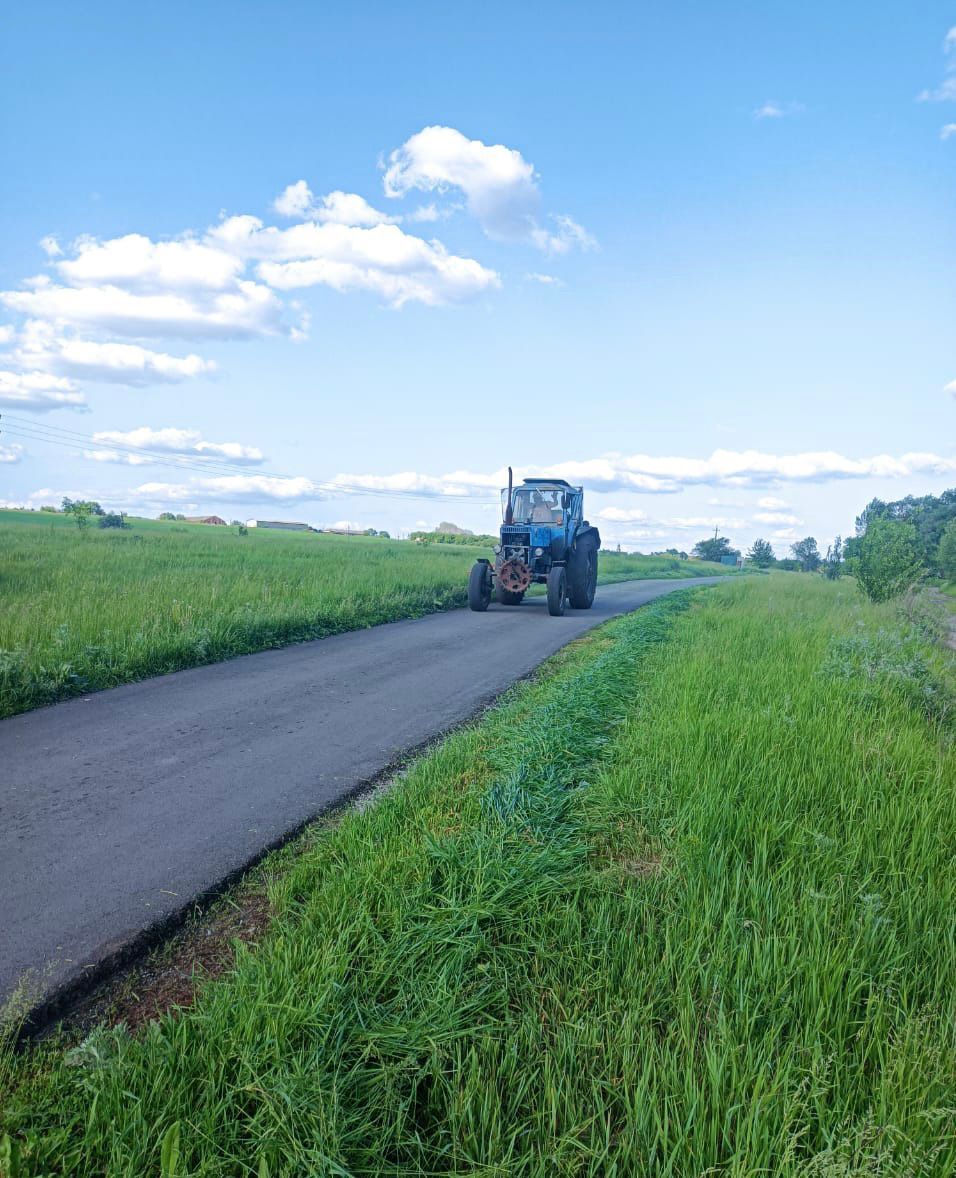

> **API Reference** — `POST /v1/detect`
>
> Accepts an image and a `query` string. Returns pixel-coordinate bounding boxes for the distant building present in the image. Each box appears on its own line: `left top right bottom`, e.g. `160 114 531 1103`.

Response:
185 515 227 526
245 519 314 532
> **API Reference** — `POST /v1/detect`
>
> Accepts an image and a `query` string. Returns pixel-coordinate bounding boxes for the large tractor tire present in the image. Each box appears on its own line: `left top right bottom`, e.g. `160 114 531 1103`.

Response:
468 561 492 612
547 566 567 616
567 539 598 609
496 585 524 605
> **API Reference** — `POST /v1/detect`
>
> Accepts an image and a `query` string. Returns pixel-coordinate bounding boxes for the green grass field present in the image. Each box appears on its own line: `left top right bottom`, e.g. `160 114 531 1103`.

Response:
3 575 953 1175
0 509 731 718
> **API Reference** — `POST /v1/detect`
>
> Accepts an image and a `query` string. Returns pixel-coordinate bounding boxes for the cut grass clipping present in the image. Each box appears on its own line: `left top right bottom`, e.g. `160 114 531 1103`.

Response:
3 576 953 1174
0 508 732 718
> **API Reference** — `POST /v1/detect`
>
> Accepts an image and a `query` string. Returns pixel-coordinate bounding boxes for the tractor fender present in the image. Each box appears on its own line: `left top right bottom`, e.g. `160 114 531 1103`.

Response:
572 525 601 552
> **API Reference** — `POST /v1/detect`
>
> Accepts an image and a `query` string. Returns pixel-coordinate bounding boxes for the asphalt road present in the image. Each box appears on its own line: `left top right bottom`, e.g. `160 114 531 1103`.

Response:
0 577 718 1016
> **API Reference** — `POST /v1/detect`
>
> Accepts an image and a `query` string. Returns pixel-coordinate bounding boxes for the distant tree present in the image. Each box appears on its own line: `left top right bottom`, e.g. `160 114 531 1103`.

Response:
176 514 187 521
791 537 821 572
774 558 801 572
40 504 59 513
855 519 924 602
747 538 775 568
98 512 129 529
378 530 391 539
936 518 956 581
692 535 738 563
822 535 843 580
230 519 242 526
158 512 177 521
854 489 955 573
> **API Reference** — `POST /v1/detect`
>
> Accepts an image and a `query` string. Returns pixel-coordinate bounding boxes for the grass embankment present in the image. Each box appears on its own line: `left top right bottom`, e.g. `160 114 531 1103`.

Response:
0 509 730 718
3 576 953 1174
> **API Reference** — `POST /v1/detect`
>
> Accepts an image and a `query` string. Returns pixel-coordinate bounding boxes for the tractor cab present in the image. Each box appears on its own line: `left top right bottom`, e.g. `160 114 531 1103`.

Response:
468 471 600 617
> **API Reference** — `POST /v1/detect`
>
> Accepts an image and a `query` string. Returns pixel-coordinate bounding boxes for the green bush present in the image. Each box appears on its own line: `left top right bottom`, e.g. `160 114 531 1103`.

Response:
855 518 924 603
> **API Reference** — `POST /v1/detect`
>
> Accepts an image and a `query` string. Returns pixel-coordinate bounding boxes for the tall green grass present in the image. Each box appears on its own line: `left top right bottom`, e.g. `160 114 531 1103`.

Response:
0 509 729 717
3 575 952 1174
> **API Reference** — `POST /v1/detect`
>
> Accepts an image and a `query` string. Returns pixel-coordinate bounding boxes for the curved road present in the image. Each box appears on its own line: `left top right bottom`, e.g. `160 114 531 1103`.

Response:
1 577 718 1018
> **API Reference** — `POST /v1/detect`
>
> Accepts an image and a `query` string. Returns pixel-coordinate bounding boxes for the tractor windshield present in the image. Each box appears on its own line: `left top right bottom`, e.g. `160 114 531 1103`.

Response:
506 486 565 525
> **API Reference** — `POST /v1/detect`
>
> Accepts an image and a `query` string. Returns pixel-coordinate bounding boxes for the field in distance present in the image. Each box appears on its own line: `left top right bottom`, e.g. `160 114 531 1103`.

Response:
0 509 733 718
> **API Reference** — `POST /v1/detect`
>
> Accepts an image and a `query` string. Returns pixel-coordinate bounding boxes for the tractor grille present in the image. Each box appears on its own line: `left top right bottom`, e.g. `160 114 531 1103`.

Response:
500 527 531 547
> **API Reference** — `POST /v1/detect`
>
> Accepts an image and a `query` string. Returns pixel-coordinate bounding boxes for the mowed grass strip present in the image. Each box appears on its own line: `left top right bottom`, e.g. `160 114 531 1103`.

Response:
0 509 730 718
3 575 953 1175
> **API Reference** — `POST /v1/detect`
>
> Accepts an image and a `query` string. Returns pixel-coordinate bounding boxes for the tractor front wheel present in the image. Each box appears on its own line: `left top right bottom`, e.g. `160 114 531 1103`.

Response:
496 585 524 605
547 566 567 616
468 562 492 612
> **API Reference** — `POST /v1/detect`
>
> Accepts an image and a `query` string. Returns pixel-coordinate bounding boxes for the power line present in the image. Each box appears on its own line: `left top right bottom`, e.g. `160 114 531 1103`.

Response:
0 413 501 505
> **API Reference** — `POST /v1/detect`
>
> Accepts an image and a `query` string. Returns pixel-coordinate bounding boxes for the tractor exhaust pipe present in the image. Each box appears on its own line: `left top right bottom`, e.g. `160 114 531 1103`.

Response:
505 466 514 525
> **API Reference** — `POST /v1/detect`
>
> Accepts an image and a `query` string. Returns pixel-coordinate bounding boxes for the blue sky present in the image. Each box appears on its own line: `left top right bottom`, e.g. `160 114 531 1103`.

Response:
1 1 954 552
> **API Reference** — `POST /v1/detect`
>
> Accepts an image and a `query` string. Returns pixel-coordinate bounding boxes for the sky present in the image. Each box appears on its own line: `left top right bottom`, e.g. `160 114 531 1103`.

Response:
1 1 954 553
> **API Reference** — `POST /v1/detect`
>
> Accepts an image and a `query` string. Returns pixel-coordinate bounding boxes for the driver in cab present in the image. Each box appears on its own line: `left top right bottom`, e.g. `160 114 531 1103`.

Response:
531 491 558 523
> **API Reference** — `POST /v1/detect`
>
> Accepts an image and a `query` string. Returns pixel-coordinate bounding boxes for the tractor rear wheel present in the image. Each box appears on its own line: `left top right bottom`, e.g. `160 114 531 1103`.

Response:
547 566 567 616
468 562 491 611
496 585 524 605
567 540 598 609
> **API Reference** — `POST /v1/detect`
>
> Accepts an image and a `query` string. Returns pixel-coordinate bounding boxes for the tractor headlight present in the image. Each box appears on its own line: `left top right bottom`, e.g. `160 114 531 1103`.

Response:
534 546 543 556
493 544 501 554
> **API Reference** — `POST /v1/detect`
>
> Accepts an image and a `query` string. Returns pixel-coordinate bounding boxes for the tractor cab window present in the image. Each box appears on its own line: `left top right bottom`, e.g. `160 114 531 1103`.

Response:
507 487 565 525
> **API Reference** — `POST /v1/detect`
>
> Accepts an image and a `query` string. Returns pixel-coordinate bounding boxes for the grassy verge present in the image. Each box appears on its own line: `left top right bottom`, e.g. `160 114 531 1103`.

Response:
0 509 731 718
3 575 953 1174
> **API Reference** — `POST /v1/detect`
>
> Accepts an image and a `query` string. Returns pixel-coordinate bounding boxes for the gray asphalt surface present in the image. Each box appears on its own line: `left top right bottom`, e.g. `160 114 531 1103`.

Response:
1 577 718 1015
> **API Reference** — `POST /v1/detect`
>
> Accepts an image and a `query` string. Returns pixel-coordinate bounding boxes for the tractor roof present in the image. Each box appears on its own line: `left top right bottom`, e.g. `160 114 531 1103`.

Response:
521 478 573 488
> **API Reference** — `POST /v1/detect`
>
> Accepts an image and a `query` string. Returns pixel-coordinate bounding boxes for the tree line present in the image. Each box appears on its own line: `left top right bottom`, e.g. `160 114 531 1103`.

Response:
691 488 955 602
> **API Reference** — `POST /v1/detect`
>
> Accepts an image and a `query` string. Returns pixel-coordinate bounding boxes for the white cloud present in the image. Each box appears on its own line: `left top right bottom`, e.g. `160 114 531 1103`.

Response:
274 180 315 218
130 474 326 504
211 215 499 308
333 448 956 500
87 426 264 465
383 125 594 251
772 528 800 542
0 324 14 344
57 233 243 292
530 215 598 255
274 182 398 227
525 272 564 286
754 510 802 525
39 235 62 258
0 370 87 411
753 100 804 120
946 379 956 397
15 321 216 386
1 279 284 340
0 443 24 463
918 78 956 102
918 30 956 101
940 123 956 139
598 507 648 522
757 495 789 508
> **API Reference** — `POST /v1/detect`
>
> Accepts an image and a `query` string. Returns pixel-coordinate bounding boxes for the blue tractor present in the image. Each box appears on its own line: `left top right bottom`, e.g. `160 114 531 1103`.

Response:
468 469 601 616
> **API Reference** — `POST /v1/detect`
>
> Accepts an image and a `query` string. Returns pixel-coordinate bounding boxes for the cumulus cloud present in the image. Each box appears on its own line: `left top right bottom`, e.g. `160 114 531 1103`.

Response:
940 123 956 139
14 321 216 386
211 215 499 307
0 370 87 411
56 233 243 292
1 278 284 340
946 379 956 397
383 125 594 251
0 442 24 463
274 183 398 227
85 426 264 466
757 495 789 508
333 448 956 500
130 474 326 504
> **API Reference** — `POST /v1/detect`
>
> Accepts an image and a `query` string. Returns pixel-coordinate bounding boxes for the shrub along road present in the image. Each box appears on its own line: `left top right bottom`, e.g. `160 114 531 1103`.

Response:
0 577 719 1022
